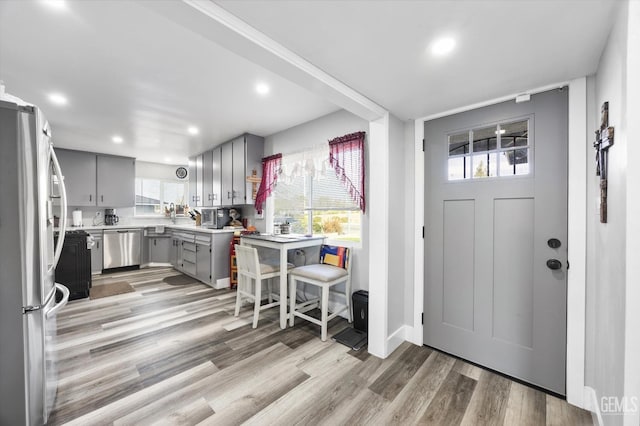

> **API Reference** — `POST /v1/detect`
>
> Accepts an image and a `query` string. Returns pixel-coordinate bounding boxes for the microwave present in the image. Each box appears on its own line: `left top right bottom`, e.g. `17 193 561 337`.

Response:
200 208 233 229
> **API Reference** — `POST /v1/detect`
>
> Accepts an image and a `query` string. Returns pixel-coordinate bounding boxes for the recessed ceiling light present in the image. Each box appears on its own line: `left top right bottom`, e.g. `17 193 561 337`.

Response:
256 83 270 95
431 37 456 56
48 93 68 106
495 129 506 135
112 136 124 144
187 126 199 135
164 157 172 163
41 0 67 11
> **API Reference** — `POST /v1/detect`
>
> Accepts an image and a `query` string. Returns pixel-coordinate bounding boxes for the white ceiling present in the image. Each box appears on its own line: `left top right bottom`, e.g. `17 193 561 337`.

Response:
0 0 339 164
215 0 617 119
1 0 617 164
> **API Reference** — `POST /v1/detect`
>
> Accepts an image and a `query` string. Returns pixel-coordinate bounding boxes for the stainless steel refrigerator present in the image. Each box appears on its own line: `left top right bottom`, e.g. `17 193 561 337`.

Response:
0 93 70 425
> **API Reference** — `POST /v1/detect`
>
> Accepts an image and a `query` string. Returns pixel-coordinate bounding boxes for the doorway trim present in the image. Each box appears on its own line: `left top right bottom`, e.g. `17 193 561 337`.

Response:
412 77 588 408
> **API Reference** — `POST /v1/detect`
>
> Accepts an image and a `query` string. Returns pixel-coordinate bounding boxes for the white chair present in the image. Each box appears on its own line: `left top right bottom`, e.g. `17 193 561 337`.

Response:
234 244 293 328
288 245 352 341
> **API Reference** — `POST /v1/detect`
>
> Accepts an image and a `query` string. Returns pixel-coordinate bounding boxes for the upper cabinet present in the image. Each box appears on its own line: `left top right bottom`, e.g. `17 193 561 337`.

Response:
96 155 135 207
202 148 221 207
57 148 135 207
56 149 97 206
191 134 263 207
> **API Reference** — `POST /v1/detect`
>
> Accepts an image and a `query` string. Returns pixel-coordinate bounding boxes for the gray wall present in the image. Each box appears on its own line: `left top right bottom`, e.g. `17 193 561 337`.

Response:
585 2 629 424
263 109 370 292
387 114 407 335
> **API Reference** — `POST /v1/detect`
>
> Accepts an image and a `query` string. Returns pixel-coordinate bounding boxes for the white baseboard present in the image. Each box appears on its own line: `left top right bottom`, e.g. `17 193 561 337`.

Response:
584 386 603 426
214 277 230 290
386 325 411 356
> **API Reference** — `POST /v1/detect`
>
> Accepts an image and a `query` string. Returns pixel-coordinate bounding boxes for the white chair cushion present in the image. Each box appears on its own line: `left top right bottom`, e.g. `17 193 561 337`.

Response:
289 264 348 282
260 261 294 274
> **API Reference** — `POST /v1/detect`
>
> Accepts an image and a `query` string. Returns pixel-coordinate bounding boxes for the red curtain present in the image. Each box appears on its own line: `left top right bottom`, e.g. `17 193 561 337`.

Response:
329 131 366 213
254 153 282 214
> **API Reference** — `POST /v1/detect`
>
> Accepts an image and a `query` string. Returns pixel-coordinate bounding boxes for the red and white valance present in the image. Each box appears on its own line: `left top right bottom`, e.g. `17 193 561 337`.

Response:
328 131 366 213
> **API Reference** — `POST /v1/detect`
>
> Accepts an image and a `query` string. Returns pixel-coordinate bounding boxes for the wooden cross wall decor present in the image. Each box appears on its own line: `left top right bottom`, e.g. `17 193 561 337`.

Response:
594 101 615 223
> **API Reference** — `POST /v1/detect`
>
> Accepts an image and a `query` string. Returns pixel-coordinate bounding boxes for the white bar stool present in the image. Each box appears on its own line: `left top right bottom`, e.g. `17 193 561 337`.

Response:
288 246 352 341
234 244 293 328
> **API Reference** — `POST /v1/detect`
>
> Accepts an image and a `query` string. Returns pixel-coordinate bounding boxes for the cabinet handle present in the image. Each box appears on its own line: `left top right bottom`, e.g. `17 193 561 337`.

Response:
227 191 231 199
213 193 217 201
89 194 92 202
101 195 104 202
154 239 156 246
97 241 100 249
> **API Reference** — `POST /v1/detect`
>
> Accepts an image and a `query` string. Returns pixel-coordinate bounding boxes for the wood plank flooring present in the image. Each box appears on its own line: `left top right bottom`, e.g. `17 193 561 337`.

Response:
49 267 594 425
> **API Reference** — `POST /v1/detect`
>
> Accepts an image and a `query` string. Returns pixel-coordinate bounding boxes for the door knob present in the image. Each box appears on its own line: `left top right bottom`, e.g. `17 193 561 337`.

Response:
546 259 562 270
547 238 561 249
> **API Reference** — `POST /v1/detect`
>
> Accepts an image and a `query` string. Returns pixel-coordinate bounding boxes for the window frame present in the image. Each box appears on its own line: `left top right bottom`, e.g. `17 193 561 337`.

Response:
134 177 188 217
446 115 534 182
270 148 363 247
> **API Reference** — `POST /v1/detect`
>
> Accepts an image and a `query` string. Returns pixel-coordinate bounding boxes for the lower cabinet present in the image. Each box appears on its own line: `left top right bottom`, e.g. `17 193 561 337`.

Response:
149 237 171 263
196 242 211 283
170 230 233 287
88 231 103 274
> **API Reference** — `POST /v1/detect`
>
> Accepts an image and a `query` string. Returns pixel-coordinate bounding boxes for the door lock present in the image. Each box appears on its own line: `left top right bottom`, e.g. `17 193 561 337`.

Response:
546 259 562 270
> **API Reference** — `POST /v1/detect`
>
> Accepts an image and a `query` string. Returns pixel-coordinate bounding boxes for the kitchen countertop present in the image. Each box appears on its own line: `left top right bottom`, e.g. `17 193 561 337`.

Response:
58 224 237 234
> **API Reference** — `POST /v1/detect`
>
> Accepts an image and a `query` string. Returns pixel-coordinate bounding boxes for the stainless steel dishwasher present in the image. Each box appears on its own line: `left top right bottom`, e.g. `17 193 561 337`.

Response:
103 229 142 269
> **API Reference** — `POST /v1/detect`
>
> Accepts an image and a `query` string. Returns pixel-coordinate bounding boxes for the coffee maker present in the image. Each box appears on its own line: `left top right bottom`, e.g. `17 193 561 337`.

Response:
104 208 119 226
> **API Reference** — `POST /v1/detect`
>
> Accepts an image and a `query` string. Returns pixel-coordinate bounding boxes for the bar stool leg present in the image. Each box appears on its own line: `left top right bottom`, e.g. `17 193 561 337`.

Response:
289 275 296 327
253 277 261 329
321 285 329 341
234 274 243 317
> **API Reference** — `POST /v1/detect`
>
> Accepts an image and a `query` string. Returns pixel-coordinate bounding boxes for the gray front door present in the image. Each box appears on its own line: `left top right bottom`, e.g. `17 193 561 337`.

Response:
423 88 568 394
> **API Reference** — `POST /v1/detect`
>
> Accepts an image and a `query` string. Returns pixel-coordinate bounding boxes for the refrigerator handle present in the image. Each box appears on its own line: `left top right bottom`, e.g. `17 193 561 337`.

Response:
46 283 70 319
49 146 68 272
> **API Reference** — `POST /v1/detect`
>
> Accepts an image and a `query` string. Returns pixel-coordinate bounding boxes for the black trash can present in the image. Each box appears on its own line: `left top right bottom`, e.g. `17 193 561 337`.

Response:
352 290 368 332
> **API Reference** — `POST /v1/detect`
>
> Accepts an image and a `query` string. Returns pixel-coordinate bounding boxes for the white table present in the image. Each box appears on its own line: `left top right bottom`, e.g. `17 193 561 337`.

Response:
240 234 325 329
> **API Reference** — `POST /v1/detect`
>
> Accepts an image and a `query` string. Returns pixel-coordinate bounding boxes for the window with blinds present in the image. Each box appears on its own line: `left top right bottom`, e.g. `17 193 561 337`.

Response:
273 146 361 242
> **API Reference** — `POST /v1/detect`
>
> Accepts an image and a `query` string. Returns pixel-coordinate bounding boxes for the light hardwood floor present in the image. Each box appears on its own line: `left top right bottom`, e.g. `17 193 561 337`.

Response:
49 267 593 425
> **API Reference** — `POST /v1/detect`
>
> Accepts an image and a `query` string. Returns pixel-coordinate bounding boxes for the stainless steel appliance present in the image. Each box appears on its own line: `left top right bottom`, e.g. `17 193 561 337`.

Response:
200 207 233 229
0 94 70 425
104 208 119 226
103 229 142 269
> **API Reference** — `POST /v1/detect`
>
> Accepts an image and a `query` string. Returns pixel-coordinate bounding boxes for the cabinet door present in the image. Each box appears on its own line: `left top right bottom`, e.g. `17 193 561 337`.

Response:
232 137 246 204
211 147 222 207
196 243 211 283
202 150 213 207
56 149 97 206
244 134 264 205
221 143 233 205
188 156 197 207
97 155 135 207
90 234 103 273
195 154 204 207
150 237 171 263
170 238 179 267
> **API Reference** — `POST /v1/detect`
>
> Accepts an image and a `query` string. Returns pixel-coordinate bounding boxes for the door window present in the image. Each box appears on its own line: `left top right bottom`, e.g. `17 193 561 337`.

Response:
447 119 530 180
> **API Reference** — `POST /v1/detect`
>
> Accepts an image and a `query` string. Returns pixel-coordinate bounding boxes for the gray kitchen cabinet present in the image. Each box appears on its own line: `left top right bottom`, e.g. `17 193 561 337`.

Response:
202 149 220 207
219 134 264 206
211 147 222 207
188 156 198 207
149 237 171 263
55 149 135 208
170 237 180 267
221 142 233 205
96 155 135 207
231 136 246 204
195 153 204 207
56 149 97 206
88 231 103 274
195 242 211 283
